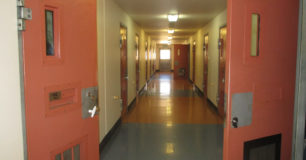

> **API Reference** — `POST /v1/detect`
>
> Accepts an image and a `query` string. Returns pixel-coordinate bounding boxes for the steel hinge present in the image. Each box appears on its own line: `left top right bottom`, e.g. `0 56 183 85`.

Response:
17 0 32 31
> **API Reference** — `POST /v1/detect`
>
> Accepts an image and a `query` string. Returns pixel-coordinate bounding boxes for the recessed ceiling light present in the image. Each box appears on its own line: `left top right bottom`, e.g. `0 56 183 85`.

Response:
168 14 178 22
168 37 173 40
168 29 175 34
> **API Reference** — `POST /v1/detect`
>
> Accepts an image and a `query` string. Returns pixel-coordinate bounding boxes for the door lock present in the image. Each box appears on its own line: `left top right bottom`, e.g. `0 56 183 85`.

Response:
232 117 238 128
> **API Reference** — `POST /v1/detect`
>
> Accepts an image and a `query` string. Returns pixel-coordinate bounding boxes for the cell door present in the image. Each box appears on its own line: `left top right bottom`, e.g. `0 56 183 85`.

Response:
218 26 227 117
203 35 209 97
224 0 299 159
22 0 99 159
120 26 128 116
135 35 140 93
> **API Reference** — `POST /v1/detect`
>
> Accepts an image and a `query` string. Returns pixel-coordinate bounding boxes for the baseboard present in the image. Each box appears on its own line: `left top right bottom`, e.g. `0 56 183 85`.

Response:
194 85 204 96
99 118 122 154
127 97 136 112
138 84 146 96
156 69 160 72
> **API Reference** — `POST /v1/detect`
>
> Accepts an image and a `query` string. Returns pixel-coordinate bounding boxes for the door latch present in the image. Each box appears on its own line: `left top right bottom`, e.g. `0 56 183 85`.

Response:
17 0 32 31
232 117 238 128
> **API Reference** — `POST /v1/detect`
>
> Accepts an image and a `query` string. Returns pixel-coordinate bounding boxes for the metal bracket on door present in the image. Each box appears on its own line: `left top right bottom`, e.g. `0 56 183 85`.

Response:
17 0 32 31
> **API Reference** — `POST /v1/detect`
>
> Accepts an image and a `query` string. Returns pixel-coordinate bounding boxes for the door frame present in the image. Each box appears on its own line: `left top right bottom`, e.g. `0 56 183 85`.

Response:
217 25 227 117
292 0 305 159
135 34 140 93
203 33 209 97
120 24 128 116
192 41 196 82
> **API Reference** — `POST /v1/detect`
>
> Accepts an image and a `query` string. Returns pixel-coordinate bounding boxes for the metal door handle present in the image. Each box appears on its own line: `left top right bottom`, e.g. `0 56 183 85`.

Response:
88 106 98 118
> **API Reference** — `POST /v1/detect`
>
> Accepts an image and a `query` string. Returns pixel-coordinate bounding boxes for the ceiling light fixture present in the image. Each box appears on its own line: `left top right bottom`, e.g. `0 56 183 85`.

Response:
168 37 173 40
168 29 175 34
168 14 178 22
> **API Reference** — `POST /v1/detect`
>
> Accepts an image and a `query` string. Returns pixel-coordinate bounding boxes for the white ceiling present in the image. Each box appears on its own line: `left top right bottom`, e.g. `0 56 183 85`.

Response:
113 0 227 44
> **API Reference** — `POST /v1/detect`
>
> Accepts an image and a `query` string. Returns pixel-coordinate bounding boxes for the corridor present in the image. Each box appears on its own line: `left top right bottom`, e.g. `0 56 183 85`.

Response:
100 72 223 160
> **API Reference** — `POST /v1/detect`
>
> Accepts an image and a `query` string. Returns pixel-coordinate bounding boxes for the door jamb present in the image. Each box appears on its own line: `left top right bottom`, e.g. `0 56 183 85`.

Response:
120 24 128 116
292 0 305 159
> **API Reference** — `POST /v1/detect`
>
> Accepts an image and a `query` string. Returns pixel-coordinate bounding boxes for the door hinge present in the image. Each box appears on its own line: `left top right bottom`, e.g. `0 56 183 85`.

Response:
17 0 32 31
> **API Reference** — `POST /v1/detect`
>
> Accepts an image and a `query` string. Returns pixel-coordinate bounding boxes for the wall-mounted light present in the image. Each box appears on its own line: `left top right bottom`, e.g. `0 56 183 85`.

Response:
168 14 178 22
168 29 175 34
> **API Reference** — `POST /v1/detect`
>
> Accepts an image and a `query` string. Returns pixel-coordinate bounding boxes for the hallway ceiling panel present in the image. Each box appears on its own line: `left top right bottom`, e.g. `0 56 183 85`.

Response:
113 0 226 44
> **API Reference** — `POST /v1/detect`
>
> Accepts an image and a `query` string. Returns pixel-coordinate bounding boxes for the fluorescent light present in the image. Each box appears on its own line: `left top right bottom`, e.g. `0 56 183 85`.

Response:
168 41 171 45
168 14 178 22
168 37 173 40
168 29 174 34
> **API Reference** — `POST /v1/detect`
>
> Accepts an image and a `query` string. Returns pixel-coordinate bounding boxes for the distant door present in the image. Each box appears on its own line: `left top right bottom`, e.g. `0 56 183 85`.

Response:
174 45 189 78
203 35 209 97
193 41 196 82
218 26 227 117
120 25 128 116
135 35 140 93
23 0 99 159
224 0 299 159
159 49 171 72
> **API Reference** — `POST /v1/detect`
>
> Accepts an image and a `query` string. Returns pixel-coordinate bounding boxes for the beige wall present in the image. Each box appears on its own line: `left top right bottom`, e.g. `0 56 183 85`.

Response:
190 9 227 106
97 0 155 140
0 0 25 159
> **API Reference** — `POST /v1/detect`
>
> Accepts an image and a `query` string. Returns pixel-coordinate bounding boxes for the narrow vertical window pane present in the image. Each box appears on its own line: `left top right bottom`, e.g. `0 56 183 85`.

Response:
55 154 61 160
45 10 55 56
251 14 260 57
73 144 80 160
63 149 72 160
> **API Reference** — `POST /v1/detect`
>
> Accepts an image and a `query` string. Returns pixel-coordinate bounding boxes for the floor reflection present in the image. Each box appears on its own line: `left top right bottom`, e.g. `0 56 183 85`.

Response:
101 72 223 160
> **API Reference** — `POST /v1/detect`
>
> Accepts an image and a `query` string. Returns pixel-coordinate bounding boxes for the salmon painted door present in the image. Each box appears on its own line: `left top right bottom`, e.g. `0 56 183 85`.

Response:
135 35 140 93
223 0 299 159
218 27 227 117
120 26 128 116
192 41 196 82
203 35 209 97
23 0 99 159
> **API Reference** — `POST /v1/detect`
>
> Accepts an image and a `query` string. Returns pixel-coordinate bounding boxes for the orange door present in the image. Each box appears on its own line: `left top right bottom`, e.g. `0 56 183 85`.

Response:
203 35 209 97
120 26 128 116
136 35 140 93
224 0 299 159
23 0 99 159
218 27 226 117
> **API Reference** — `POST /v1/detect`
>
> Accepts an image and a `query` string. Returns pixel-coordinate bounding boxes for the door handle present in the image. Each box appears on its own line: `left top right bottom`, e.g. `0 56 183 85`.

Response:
232 117 238 128
88 106 97 118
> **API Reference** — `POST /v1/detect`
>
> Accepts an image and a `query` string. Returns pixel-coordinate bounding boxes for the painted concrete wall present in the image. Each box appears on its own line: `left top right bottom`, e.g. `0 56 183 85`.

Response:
190 9 227 106
0 0 25 159
97 0 155 140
